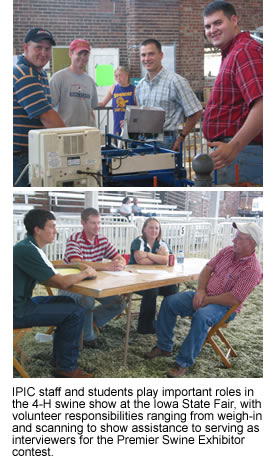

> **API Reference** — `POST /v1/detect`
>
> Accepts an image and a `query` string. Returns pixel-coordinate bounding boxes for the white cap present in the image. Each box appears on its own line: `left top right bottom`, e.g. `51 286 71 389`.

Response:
232 222 262 246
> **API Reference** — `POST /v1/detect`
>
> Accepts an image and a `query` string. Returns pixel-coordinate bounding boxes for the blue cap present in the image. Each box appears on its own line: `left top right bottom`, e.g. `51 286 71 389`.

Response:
24 28 56 46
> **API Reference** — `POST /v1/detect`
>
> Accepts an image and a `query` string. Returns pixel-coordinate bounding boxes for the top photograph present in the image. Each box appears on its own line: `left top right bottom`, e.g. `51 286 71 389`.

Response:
13 0 263 188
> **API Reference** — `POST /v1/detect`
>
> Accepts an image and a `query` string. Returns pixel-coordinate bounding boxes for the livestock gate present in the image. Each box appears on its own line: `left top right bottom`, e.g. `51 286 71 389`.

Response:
13 215 263 261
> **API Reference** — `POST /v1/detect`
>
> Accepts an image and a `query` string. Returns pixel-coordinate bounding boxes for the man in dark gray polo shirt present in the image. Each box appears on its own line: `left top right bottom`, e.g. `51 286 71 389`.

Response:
13 208 96 378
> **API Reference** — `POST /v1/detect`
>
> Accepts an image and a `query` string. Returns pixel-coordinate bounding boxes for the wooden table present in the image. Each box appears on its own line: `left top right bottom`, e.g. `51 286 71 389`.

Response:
53 259 208 365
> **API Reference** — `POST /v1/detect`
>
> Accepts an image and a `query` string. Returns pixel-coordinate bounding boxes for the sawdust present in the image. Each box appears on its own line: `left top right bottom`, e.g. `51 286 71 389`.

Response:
13 281 263 378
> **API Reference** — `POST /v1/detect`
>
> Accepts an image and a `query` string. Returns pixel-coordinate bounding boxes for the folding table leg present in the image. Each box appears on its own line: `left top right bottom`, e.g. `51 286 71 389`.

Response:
123 293 133 365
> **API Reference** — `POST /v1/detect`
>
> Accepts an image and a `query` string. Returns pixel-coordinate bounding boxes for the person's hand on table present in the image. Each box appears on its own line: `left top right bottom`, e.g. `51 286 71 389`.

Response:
117 255 127 266
105 260 125 271
77 263 97 279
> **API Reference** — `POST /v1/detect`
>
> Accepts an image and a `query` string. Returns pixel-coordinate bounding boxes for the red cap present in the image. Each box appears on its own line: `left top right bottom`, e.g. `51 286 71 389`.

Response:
69 39 90 53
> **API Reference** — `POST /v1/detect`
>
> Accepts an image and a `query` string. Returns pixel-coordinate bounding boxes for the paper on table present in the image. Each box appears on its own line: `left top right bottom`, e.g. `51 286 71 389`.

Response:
56 267 96 280
135 269 170 275
57 268 80 275
101 271 136 277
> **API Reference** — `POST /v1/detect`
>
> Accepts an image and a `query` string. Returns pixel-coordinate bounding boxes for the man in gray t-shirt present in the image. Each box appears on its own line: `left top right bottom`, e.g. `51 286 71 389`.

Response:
50 39 98 127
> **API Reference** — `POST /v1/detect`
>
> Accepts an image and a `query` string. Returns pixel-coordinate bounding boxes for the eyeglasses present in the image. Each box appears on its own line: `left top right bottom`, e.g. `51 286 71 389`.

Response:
234 233 251 241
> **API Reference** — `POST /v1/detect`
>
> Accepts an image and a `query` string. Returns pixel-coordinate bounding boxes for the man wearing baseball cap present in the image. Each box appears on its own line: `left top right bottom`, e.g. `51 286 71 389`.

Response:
232 222 262 247
50 38 98 128
13 28 65 186
144 221 263 377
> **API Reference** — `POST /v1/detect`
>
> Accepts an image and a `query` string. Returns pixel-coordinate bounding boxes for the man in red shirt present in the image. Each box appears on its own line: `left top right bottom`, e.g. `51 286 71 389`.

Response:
145 222 263 377
202 1 263 185
60 208 126 348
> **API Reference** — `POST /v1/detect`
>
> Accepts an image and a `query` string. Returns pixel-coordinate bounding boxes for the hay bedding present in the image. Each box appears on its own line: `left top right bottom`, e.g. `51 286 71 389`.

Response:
13 282 263 378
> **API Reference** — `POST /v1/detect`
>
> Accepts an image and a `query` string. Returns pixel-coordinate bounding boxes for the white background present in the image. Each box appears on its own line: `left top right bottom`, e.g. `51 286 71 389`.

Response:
6 1 273 461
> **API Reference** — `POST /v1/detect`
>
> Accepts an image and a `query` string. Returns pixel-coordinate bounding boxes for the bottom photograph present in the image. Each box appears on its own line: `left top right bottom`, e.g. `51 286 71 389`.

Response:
13 189 263 379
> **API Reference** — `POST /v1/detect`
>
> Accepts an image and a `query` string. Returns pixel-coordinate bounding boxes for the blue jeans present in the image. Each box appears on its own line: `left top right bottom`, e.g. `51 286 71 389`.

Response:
136 284 178 332
134 212 157 217
158 134 177 150
156 291 236 368
13 296 85 372
59 291 126 341
13 153 29 186
214 140 263 185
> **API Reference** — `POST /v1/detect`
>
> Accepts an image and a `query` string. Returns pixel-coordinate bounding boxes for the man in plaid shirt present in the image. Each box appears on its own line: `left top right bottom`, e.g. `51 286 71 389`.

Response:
145 222 263 377
202 1 263 185
136 38 203 152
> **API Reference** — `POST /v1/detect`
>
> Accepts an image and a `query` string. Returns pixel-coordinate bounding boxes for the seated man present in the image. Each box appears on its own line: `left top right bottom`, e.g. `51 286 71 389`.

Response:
119 196 132 220
60 207 126 347
145 222 263 377
132 197 156 217
13 209 96 378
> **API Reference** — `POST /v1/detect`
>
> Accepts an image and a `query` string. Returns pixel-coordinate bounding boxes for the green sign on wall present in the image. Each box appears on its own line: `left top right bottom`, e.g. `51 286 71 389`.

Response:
96 64 114 86
52 47 71 74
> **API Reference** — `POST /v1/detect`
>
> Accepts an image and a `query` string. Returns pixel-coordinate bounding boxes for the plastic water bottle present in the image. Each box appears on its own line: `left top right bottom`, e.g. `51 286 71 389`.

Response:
177 250 184 269
35 332 53 343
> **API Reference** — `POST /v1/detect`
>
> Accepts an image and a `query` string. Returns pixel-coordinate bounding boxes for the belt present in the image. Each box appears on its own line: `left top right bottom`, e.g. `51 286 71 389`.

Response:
14 151 28 157
212 137 262 146
163 130 177 136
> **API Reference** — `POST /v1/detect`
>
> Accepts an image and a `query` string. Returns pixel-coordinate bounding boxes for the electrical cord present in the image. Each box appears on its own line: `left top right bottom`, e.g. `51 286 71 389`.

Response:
14 163 30 186
76 170 103 187
107 149 131 172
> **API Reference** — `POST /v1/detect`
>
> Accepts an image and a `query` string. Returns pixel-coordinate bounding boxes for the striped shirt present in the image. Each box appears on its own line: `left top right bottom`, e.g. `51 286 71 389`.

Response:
13 55 53 151
203 32 263 144
63 230 119 263
136 68 202 131
206 246 262 312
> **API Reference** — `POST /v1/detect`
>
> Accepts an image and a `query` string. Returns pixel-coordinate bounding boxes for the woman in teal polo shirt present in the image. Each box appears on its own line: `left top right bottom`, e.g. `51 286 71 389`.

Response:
129 218 178 334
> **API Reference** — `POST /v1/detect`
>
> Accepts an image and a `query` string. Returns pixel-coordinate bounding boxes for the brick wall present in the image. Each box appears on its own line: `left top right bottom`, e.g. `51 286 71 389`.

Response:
13 0 129 64
126 0 181 76
163 191 213 217
218 192 240 217
13 0 263 93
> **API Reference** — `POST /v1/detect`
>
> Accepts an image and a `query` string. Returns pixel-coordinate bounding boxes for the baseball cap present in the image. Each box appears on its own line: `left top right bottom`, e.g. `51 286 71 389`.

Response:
24 28 56 46
69 39 91 53
232 222 262 246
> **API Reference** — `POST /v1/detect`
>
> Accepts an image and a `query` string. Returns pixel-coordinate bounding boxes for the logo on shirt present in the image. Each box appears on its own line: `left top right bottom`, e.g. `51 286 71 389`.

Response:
69 84 90 99
116 96 127 109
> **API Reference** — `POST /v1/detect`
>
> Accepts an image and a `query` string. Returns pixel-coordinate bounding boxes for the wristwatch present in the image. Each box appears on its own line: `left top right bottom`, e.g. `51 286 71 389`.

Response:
179 133 185 139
